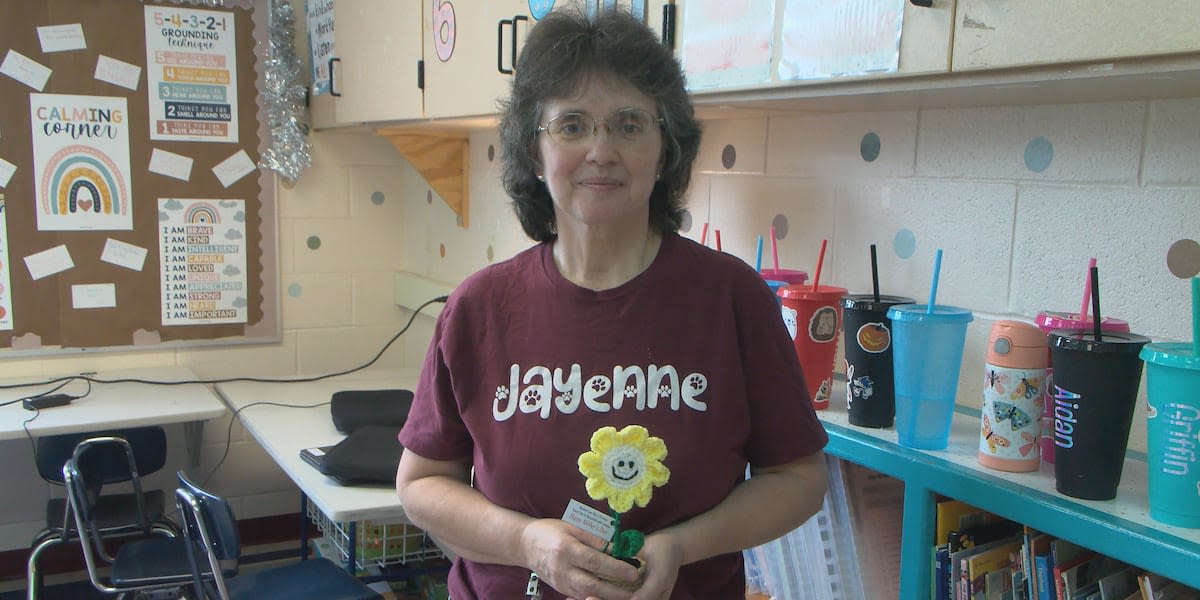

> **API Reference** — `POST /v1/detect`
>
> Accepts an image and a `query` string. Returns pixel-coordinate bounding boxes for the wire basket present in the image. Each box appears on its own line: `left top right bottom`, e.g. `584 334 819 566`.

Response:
307 500 445 571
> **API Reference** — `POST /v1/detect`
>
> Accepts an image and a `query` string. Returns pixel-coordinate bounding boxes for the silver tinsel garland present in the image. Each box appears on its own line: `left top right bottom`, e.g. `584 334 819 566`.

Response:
259 0 312 182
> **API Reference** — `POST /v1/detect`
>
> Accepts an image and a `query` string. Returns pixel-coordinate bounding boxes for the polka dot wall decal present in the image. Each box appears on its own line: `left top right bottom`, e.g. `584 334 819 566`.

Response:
1024 136 1053 173
439 243 446 258
287 283 302 297
370 191 385 205
1167 238 1200 278
721 144 737 170
306 235 321 250
860 132 881 162
771 214 789 239
680 209 693 233
427 190 433 205
893 229 916 259
487 245 494 261
488 145 495 161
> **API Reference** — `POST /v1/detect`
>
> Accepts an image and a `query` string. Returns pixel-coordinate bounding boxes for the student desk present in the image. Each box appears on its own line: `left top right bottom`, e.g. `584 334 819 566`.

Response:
0 366 227 470
214 369 430 573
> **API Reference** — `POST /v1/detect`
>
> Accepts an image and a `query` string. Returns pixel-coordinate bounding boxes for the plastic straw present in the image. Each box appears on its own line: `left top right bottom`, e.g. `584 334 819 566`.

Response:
870 244 880 302
770 226 780 272
700 222 709 246
1192 276 1199 356
810 239 827 292
1090 266 1103 340
926 248 943 314
755 236 764 272
1078 257 1097 322
714 230 722 252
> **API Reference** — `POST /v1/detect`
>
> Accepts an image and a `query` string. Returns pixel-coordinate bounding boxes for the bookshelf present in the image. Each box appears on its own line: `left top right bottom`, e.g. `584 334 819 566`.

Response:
818 382 1200 600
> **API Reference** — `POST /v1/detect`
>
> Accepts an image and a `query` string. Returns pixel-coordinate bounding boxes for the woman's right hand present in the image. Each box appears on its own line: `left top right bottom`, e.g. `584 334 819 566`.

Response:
520 518 640 600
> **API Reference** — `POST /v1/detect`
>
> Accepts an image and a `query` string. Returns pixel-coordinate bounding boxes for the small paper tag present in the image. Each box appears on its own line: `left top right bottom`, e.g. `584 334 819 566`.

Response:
562 499 614 541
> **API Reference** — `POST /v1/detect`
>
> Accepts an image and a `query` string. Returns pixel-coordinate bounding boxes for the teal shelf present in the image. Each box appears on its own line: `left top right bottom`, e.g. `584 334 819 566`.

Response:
818 391 1200 600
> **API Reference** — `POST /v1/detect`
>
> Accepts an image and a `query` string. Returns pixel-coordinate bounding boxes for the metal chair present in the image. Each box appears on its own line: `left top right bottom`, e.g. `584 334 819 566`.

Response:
174 471 382 600
27 426 179 599
60 435 198 598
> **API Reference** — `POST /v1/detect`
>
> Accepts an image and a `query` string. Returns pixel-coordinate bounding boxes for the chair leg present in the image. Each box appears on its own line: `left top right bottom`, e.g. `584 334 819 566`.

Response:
26 536 62 600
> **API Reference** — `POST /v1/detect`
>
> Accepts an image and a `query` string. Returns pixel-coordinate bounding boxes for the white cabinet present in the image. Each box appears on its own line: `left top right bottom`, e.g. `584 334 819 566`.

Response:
953 0 1200 71
423 1 530 120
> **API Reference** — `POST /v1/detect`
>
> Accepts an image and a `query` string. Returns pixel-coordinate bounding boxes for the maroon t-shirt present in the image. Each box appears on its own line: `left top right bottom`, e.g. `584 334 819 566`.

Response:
399 232 828 599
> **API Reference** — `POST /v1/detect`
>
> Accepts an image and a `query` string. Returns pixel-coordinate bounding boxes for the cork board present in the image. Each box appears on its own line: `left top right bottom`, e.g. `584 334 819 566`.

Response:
0 0 279 355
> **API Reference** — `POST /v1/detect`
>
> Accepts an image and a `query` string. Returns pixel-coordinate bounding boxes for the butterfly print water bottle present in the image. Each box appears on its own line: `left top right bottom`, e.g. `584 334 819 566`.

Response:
978 321 1047 472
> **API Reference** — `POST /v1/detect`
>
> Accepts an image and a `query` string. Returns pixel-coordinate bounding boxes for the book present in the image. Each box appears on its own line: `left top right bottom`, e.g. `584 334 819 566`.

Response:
954 536 1022 600
1095 567 1135 600
1050 540 1090 600
1062 555 1123 600
965 537 1021 599
1034 551 1055 600
937 499 989 547
1026 534 1053 600
1053 551 1099 600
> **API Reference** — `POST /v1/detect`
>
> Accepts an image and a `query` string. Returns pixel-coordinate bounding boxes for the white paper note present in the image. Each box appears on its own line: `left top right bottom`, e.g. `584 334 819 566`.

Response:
0 157 15 188
37 24 87 53
561 499 615 541
24 245 74 280
94 54 142 91
0 50 52 91
100 238 148 271
149 148 193 181
72 283 117 309
212 149 256 187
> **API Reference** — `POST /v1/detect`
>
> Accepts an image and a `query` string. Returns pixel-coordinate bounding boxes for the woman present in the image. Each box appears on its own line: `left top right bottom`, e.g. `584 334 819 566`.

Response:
396 7 828 600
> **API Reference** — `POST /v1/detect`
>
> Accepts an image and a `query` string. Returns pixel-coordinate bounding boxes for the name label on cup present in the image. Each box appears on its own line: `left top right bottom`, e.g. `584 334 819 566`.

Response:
1158 403 1200 476
1053 385 1082 448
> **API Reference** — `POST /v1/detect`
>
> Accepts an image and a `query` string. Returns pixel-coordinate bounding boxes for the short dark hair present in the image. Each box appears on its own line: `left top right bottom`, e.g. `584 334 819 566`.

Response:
498 7 702 242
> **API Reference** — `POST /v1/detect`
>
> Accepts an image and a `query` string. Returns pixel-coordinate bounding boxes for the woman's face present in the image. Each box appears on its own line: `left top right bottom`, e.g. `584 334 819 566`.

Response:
536 75 664 235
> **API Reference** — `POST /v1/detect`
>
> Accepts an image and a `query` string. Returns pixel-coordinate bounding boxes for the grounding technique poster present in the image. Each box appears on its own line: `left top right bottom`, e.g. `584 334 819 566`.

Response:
144 5 239 142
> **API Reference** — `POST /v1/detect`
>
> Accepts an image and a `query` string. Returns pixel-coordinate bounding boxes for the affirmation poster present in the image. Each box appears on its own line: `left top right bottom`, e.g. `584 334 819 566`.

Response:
680 0 774 90
30 93 133 231
159 198 247 326
0 196 12 331
144 5 238 142
778 0 903 81
305 0 335 95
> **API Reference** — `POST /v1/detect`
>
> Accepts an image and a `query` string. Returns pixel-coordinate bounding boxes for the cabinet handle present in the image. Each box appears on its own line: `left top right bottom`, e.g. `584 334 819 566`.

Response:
909 0 933 6
497 16 528 76
328 57 341 97
497 18 513 75
661 2 676 49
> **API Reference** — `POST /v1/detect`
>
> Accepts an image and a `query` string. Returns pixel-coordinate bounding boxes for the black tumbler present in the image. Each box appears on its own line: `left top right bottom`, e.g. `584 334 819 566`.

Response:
841 294 914 428
1048 329 1149 500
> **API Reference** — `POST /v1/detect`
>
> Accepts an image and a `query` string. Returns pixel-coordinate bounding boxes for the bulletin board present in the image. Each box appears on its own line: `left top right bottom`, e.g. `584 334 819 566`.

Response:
0 0 279 355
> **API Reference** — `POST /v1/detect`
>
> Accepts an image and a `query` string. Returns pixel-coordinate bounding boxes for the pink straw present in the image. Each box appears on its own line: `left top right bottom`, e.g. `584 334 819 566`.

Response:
770 226 780 272
1078 257 1097 321
700 222 709 246
714 230 722 252
810 239 827 292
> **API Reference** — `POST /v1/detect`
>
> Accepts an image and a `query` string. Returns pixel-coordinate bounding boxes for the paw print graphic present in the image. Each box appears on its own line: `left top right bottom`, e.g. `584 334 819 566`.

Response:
556 390 577 409
587 376 611 395
624 385 638 399
658 385 671 398
521 388 543 407
686 374 707 395
494 386 509 401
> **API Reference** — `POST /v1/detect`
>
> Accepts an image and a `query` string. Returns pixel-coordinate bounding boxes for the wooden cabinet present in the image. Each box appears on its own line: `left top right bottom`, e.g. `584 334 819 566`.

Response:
953 0 1200 71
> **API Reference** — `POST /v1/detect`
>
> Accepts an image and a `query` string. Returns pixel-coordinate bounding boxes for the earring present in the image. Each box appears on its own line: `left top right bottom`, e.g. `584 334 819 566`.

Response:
655 172 661 181
536 174 545 182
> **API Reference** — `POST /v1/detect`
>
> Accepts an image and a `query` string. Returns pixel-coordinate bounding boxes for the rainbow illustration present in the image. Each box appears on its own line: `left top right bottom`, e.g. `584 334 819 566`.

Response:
39 145 127 216
184 202 220 224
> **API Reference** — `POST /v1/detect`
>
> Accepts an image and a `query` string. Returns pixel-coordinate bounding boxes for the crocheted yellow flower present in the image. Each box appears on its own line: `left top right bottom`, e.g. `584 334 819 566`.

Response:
578 425 670 514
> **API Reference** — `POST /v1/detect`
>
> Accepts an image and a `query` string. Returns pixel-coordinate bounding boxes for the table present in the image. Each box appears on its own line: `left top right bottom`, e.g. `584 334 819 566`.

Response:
214 369 432 574
0 366 227 469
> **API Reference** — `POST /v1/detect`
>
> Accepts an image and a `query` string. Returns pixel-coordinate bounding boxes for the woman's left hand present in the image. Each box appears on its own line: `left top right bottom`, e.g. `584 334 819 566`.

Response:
628 531 683 600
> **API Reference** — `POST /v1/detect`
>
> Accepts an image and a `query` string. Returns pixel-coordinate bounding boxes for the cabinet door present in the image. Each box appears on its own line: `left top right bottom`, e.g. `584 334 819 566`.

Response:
953 0 1200 71
423 0 530 119
334 0 423 123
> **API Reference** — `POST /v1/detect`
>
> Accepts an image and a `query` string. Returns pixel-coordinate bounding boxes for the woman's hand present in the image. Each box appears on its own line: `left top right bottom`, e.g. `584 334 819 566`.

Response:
521 518 639 600
629 531 683 600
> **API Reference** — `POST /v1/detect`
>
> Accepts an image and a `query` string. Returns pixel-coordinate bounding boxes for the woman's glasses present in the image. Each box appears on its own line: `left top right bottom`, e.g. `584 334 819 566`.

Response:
537 108 663 146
